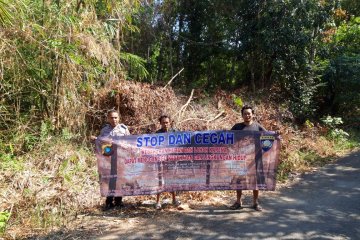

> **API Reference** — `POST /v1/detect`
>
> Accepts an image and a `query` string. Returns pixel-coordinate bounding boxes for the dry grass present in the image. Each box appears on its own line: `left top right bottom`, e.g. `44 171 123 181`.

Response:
1 139 101 239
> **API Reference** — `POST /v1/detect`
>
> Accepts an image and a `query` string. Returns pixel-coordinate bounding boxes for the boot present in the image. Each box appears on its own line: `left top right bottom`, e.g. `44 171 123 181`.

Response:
114 197 124 207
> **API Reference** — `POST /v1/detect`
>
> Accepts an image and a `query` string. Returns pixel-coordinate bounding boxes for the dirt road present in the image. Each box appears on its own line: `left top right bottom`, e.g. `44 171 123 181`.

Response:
37 150 360 240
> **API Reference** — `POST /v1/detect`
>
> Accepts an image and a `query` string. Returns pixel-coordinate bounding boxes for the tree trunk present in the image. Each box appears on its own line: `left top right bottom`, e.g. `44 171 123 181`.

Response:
249 53 256 92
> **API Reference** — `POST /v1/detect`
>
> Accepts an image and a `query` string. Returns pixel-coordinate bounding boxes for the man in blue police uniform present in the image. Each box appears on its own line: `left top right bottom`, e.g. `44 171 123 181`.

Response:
91 110 130 211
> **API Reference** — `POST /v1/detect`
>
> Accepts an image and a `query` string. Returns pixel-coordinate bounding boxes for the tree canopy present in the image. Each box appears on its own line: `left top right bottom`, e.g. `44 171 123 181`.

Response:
0 0 359 149
125 0 359 122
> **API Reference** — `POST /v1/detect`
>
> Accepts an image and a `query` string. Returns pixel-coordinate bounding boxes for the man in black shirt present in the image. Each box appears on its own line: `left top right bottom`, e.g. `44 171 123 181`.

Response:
155 115 181 210
230 105 266 211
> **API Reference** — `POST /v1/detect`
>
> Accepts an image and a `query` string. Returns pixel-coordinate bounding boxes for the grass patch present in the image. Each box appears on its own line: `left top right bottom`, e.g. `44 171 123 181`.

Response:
276 160 294 182
277 128 359 182
298 150 333 167
0 211 11 236
0 153 24 172
276 149 333 182
1 137 101 239
333 128 360 152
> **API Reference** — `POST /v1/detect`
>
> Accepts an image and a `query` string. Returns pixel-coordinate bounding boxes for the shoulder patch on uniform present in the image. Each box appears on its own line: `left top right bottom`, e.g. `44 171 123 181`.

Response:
120 124 128 129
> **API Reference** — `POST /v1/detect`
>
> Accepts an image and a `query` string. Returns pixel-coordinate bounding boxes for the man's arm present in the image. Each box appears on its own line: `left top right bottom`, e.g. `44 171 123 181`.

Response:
259 125 267 131
95 126 113 146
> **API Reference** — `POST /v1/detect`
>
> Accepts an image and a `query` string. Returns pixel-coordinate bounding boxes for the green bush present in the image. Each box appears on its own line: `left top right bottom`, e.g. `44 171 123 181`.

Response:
232 94 243 109
0 211 11 235
321 115 349 141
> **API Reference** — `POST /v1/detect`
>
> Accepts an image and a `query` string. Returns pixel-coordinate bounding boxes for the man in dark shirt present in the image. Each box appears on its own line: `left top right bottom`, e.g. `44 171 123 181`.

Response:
155 115 181 210
230 105 266 211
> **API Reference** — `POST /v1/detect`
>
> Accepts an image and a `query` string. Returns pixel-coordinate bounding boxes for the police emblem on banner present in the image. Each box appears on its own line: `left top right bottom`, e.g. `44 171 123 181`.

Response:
101 143 114 156
260 135 275 152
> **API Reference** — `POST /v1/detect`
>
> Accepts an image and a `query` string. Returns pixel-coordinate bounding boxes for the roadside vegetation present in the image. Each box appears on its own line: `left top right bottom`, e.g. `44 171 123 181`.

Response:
0 0 359 239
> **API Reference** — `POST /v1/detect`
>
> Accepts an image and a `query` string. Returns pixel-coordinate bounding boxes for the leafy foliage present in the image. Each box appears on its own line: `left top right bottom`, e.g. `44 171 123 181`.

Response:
0 211 10 235
126 0 359 122
318 17 360 121
120 52 149 80
0 0 143 152
232 95 243 109
0 0 12 26
321 116 349 141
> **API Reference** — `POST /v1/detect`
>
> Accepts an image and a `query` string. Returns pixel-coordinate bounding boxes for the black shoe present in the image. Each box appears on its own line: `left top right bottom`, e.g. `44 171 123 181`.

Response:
114 197 124 208
105 196 114 205
229 202 242 210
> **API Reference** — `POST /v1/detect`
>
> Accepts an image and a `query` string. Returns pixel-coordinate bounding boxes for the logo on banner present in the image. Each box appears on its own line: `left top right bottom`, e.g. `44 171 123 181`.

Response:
260 135 275 152
101 143 114 156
